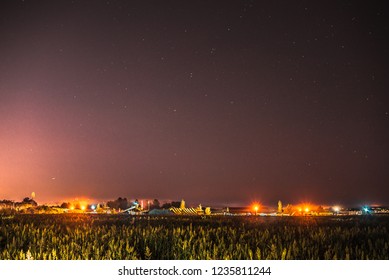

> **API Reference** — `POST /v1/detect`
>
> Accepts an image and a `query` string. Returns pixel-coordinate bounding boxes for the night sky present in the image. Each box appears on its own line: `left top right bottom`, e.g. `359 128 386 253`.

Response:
1 0 388 207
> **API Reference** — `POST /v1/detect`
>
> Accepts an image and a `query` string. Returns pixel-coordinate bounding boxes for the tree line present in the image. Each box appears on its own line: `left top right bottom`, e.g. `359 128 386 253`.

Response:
105 197 182 211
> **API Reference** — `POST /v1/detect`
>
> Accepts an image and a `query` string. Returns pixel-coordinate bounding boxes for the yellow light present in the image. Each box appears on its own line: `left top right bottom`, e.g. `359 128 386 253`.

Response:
70 205 75 210
81 205 86 211
298 208 302 212
333 206 340 212
252 204 260 214
305 207 309 212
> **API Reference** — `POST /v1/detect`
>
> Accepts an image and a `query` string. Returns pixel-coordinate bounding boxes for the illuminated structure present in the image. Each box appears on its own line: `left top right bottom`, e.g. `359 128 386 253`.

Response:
170 201 210 215
122 201 146 215
278 200 283 214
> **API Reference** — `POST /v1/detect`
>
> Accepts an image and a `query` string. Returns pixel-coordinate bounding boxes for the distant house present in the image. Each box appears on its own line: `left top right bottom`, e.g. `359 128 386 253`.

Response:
227 207 251 215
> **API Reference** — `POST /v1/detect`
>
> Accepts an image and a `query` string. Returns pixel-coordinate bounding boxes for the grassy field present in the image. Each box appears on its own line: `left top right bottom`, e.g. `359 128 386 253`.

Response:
0 214 388 260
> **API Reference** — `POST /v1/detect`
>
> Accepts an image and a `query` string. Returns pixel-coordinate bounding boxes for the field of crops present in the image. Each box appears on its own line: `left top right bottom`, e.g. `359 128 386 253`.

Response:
0 214 388 260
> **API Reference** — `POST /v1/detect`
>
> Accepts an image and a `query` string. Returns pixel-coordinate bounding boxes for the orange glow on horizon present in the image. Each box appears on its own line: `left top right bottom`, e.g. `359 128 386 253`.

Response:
251 203 260 214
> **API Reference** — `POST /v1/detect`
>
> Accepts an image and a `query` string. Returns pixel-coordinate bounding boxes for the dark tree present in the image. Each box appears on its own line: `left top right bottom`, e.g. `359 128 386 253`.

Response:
22 197 37 206
150 199 160 210
60 202 70 208
161 202 171 209
162 201 180 209
171 201 181 208
107 197 129 210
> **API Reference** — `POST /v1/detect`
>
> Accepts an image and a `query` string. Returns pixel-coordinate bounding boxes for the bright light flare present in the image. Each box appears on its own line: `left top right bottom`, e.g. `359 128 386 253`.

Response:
69 205 75 210
80 205 86 211
304 207 309 213
333 206 340 212
252 203 260 214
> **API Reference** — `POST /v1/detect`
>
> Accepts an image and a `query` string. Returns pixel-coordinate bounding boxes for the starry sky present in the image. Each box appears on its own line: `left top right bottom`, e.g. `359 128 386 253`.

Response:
1 0 388 207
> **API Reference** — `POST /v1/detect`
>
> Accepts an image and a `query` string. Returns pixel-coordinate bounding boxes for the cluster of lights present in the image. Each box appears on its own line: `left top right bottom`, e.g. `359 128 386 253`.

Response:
68 201 91 212
298 207 310 213
65 200 370 216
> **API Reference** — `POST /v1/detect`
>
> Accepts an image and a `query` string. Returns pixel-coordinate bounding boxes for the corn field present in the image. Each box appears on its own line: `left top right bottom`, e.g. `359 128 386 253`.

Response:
0 214 388 260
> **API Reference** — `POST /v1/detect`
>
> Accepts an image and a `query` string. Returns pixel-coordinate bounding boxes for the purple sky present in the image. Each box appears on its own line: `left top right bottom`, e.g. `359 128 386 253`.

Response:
1 1 388 207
